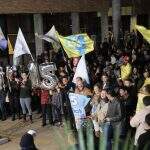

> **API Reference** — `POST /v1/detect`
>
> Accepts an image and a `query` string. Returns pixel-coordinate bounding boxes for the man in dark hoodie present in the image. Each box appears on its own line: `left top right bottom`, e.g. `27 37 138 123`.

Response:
20 130 38 150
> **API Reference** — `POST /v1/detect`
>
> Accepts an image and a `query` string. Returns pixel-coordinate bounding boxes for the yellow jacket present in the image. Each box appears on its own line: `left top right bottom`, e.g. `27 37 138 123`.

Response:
136 78 150 113
121 63 132 80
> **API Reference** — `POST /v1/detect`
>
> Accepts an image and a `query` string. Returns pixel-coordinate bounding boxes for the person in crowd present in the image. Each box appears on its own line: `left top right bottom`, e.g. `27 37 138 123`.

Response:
137 113 150 150
20 72 33 123
95 89 108 137
75 77 92 96
123 79 137 110
40 79 53 127
136 84 150 113
130 96 150 146
103 89 123 150
90 84 101 134
8 71 21 121
60 76 75 128
119 87 134 137
100 73 111 90
131 67 140 88
20 130 38 150
120 56 132 81
0 67 6 121
51 85 63 127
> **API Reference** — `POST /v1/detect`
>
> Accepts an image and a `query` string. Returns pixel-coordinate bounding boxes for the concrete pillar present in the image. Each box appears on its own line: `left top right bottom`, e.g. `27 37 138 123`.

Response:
112 0 121 43
101 0 109 42
130 15 137 32
71 12 80 34
33 14 44 56
148 13 150 28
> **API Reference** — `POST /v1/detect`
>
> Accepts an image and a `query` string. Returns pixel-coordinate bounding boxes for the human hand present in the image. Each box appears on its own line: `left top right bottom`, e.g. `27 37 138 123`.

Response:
105 118 110 122
95 131 100 138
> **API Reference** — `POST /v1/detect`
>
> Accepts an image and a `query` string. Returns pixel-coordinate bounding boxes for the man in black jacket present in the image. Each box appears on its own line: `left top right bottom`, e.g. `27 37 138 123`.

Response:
103 89 123 150
20 130 38 150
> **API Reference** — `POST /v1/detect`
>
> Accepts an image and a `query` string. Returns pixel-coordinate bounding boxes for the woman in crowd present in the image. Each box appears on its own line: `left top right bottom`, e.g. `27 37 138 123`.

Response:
39 79 53 127
8 71 21 121
20 72 33 123
51 85 63 127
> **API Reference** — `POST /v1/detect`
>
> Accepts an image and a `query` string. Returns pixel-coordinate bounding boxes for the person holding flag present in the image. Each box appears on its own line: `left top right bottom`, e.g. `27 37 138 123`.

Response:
13 28 34 123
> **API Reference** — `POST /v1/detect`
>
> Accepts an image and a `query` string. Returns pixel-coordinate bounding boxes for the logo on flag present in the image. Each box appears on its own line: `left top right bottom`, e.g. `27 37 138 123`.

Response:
69 93 90 119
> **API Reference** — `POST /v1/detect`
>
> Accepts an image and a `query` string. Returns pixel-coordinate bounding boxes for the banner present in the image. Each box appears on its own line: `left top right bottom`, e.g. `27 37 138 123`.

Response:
69 93 91 129
0 27 7 51
58 33 94 58
73 55 90 84
13 28 33 65
135 24 150 44
8 37 13 55
35 25 60 52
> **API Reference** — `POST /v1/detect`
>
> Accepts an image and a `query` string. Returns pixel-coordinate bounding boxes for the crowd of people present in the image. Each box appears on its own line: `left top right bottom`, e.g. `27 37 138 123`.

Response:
0 30 150 150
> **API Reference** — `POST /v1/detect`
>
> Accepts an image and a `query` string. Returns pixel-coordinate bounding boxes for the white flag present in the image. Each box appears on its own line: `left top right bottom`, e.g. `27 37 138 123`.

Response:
73 55 90 84
13 28 33 65
0 27 5 40
0 27 7 51
35 25 60 52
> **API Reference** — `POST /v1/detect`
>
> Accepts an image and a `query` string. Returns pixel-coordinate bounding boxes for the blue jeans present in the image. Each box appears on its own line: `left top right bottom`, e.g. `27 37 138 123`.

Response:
20 98 32 115
102 122 113 150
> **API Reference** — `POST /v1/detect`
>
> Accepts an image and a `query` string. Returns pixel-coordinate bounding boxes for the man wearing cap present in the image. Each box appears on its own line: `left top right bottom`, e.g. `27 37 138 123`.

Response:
20 130 38 150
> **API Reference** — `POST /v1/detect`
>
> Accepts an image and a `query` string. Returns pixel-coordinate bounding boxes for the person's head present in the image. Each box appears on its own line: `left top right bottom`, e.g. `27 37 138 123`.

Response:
143 70 149 78
73 57 79 67
76 77 84 90
21 72 28 80
117 78 123 86
106 89 116 100
101 74 108 83
143 96 150 106
59 71 67 77
133 67 138 74
143 84 150 94
62 76 69 85
100 89 107 99
119 87 128 97
123 79 132 87
93 83 101 96
123 56 129 65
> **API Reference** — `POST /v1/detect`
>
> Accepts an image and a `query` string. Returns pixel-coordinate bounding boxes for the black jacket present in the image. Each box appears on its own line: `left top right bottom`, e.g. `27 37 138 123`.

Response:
138 130 150 150
20 133 38 150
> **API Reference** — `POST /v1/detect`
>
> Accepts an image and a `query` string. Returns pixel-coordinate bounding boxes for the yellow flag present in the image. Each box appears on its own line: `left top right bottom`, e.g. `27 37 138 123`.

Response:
8 37 13 55
58 33 94 58
135 25 150 44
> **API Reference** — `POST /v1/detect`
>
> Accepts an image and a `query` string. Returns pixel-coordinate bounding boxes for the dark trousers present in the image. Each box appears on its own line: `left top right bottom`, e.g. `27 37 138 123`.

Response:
10 97 21 119
52 105 62 123
41 104 53 125
0 101 6 120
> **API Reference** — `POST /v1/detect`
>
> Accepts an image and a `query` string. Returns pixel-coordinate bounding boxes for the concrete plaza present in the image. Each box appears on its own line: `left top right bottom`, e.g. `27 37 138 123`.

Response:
0 114 69 150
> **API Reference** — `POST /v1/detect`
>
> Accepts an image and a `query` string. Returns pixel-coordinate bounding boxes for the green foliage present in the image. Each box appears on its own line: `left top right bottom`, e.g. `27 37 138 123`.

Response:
54 120 148 150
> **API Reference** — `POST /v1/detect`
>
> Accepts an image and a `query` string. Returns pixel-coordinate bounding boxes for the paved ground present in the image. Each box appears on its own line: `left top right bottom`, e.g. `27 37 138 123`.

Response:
0 114 69 150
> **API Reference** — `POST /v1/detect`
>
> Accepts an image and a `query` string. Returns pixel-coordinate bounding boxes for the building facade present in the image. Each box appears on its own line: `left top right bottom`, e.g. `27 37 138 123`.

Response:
0 0 150 65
